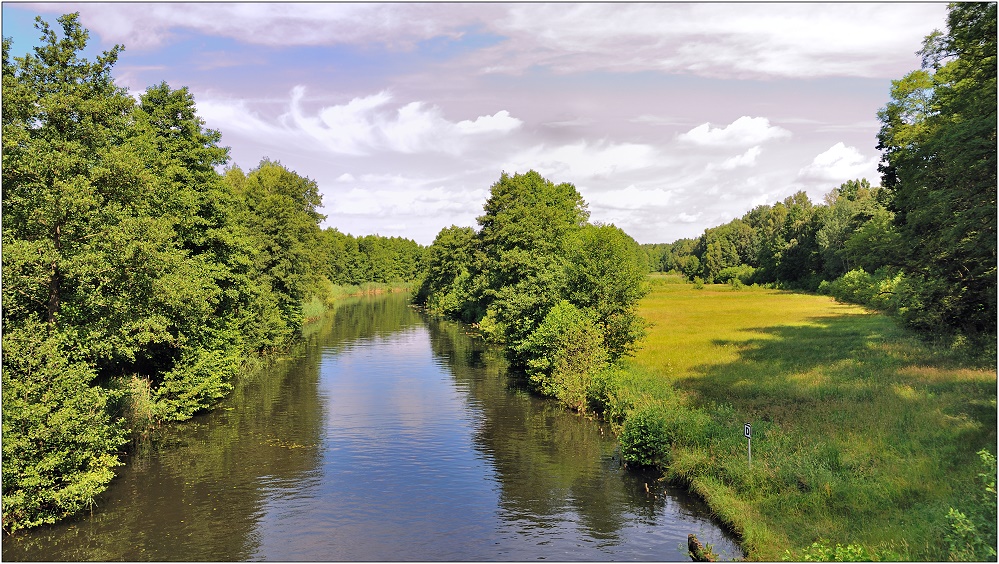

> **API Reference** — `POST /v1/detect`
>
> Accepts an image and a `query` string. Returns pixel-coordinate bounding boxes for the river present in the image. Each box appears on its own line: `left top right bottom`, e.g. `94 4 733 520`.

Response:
3 292 742 561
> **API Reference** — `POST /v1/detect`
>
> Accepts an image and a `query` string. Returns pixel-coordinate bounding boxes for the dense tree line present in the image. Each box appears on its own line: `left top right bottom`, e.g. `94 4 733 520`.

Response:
646 4 996 341
321 229 423 286
645 179 894 288
1 14 422 533
415 171 649 411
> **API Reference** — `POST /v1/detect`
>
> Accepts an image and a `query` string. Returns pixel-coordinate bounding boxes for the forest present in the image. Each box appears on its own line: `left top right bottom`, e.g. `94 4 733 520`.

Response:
2 4 995 557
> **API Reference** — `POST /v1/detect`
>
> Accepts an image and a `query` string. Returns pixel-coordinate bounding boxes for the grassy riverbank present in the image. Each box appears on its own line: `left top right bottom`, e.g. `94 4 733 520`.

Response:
610 275 996 561
303 280 416 323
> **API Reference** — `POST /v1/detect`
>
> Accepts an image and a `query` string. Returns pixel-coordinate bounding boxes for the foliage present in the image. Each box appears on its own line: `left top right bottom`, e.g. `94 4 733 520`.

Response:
1 13 418 531
790 540 877 562
517 301 608 411
2 320 128 533
619 404 672 468
415 171 649 407
944 449 998 561
877 2 997 334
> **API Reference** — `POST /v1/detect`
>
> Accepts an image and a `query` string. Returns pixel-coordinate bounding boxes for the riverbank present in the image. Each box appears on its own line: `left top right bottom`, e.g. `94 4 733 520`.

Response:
607 275 996 561
303 280 416 324
113 281 418 445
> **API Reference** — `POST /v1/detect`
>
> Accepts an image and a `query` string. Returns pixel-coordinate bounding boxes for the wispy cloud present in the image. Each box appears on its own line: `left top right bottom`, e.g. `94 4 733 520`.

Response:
201 87 521 157
503 140 658 181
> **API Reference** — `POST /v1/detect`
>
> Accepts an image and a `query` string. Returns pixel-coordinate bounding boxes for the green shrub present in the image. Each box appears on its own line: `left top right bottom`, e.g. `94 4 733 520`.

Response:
717 264 756 285
587 364 633 425
791 539 877 562
945 449 998 561
518 301 608 411
1 321 128 533
619 404 671 467
153 347 236 421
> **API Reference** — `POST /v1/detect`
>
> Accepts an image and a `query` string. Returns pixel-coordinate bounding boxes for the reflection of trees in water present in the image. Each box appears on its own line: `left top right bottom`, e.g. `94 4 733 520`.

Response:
426 315 660 544
3 295 419 561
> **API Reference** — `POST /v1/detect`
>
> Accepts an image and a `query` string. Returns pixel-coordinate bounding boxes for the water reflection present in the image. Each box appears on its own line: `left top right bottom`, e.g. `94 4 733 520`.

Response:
3 293 741 561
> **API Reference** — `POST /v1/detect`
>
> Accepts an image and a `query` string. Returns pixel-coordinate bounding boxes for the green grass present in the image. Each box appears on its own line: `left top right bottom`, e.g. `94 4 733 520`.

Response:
615 282 996 561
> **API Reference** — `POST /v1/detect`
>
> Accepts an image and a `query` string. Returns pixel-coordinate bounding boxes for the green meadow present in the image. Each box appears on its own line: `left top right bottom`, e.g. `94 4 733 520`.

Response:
612 274 996 561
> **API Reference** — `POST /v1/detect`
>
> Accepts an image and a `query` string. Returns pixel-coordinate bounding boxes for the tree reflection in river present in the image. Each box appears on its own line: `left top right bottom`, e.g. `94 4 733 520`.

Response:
426 314 707 553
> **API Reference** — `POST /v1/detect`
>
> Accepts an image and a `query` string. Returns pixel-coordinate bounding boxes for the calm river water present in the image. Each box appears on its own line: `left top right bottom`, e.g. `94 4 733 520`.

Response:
3 293 742 561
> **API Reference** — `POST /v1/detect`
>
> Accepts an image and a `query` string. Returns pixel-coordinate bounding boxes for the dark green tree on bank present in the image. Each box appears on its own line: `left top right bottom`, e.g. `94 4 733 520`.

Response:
416 171 649 411
877 2 997 334
2 14 135 533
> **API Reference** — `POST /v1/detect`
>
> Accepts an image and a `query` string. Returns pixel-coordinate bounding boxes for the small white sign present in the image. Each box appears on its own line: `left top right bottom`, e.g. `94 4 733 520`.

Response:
744 423 752 439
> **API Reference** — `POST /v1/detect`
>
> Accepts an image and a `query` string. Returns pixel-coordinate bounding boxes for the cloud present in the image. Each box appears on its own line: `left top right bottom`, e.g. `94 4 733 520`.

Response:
503 140 658 181
471 3 945 79
797 142 878 183
588 185 676 211
327 178 488 223
43 3 490 50
678 117 790 147
45 3 945 79
630 114 689 127
201 87 521 157
455 110 522 135
709 146 763 170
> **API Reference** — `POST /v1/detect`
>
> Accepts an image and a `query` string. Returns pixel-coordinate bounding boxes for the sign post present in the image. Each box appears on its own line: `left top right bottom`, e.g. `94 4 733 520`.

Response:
744 422 752 468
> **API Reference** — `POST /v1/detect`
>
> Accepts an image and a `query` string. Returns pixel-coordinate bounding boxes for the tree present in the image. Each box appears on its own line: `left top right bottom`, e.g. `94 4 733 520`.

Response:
416 225 478 319
516 301 608 412
877 2 997 334
473 170 589 349
226 159 325 333
564 224 649 360
2 13 135 328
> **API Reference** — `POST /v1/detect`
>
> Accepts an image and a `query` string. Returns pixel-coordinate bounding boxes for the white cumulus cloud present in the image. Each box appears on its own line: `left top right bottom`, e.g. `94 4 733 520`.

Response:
797 142 878 183
709 146 763 170
678 117 790 147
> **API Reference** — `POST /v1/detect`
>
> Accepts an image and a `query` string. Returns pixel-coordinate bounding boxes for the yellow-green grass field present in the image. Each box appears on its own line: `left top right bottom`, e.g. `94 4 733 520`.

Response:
615 274 996 560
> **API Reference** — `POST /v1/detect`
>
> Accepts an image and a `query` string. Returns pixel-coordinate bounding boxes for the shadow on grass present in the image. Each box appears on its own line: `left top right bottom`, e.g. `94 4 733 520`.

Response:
679 313 996 451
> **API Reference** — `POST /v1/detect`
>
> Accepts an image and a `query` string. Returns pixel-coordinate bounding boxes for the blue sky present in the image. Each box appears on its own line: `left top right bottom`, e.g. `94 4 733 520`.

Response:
2 2 949 245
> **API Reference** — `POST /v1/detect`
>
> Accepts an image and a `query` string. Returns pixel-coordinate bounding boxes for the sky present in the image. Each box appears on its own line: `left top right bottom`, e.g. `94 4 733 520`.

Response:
2 2 949 245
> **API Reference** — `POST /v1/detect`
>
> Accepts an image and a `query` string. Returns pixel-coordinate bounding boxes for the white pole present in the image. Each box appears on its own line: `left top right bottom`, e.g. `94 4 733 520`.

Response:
748 436 752 468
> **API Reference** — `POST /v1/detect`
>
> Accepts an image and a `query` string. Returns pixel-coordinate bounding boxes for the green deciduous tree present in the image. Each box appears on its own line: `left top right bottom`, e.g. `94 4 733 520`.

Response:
416 171 649 410
877 2 997 334
517 301 608 412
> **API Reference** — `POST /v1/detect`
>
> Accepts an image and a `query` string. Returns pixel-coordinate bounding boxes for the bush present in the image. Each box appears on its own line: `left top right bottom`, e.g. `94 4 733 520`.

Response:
944 449 998 561
717 264 756 285
1 321 128 533
518 301 608 411
619 404 671 467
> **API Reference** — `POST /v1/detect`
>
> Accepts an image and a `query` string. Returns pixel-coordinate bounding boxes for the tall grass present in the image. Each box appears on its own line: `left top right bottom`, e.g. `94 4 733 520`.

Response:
612 282 996 561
